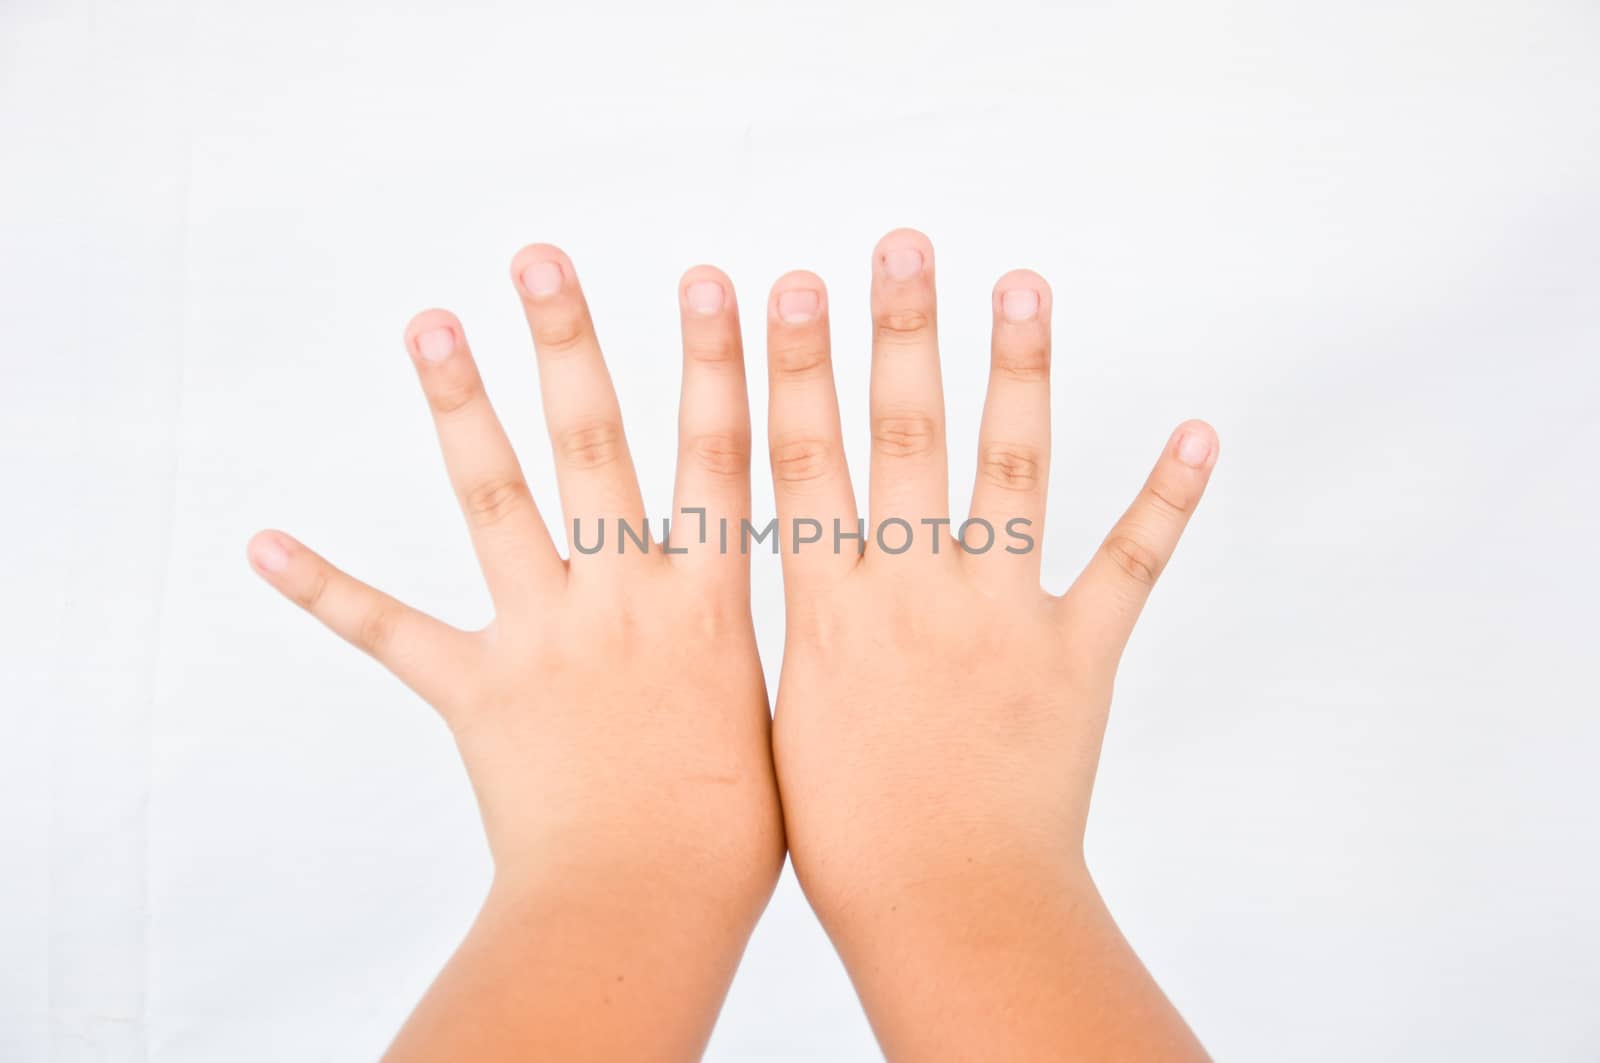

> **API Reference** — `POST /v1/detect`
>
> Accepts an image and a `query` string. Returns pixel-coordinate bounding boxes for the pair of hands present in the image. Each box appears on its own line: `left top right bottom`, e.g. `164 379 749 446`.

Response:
249 229 1216 1061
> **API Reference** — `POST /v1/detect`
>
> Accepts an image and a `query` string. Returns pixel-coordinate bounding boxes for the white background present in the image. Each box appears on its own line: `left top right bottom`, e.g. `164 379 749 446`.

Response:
4 1 1599 1059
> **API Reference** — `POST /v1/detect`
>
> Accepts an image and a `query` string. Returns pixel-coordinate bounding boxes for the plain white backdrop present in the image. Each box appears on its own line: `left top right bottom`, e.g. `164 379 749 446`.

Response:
4 1 1599 1059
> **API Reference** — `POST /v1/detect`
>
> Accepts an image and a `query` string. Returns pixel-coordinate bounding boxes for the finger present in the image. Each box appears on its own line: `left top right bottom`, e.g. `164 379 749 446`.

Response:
965 271 1052 586
404 310 564 613
1062 421 1220 660
670 266 751 583
247 530 473 708
510 244 649 562
765 270 859 587
867 228 947 536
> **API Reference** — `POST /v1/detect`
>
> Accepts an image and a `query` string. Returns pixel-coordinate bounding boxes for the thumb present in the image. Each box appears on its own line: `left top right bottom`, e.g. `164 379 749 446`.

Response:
1061 420 1218 662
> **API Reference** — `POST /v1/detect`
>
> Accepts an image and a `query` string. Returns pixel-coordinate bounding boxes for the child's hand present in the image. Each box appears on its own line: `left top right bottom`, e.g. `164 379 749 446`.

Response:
249 248 782 1061
765 230 1215 1060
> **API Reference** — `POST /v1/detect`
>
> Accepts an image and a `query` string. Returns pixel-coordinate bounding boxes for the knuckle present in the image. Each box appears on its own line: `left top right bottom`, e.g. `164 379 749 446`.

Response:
1145 479 1193 517
978 442 1043 492
683 336 739 366
1102 533 1162 588
688 432 750 477
427 378 481 416
533 313 589 355
770 437 835 484
874 307 931 342
769 338 830 376
686 591 746 640
292 568 329 612
993 344 1051 382
871 413 940 459
558 421 626 470
354 603 401 656
463 477 532 527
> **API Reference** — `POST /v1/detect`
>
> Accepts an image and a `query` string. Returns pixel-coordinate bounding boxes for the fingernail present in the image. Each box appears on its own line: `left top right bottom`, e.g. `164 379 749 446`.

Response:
777 289 820 324
415 327 455 363
250 535 289 574
685 279 725 315
883 247 924 281
1176 429 1213 468
1000 289 1040 323
521 260 564 297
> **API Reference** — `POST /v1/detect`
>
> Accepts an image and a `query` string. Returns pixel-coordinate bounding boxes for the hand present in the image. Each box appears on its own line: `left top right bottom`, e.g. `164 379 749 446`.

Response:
765 229 1215 1060
248 247 783 1061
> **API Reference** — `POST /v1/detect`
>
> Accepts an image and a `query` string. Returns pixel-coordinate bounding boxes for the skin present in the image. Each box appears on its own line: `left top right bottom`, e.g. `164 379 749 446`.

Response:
249 230 1216 1061
766 229 1216 1061
248 247 783 1061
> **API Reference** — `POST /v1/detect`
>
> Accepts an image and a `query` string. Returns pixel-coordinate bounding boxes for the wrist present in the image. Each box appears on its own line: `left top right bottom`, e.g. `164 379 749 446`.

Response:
805 845 1097 967
479 852 776 993
809 859 1205 1062
487 823 784 939
396 837 778 1063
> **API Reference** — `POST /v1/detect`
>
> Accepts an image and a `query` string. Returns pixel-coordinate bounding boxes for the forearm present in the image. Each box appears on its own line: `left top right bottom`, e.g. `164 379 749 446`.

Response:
383 870 765 1062
827 865 1207 1062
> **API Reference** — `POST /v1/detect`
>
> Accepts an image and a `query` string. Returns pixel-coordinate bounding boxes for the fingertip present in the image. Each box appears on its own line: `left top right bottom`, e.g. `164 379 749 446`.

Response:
772 268 825 294
992 268 1050 300
992 270 1051 323
680 264 734 316
681 263 732 290
404 307 460 337
873 227 934 257
247 529 292 576
873 228 934 281
403 309 462 362
510 243 574 299
770 270 827 325
510 242 571 271
1172 419 1219 470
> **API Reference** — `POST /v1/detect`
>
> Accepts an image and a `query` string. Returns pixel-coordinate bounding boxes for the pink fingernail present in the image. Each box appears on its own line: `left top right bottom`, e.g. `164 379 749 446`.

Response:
883 247 924 281
777 289 820 324
685 279 725 315
521 261 563 297
1000 289 1039 323
1176 429 1213 468
250 535 289 574
415 327 455 363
